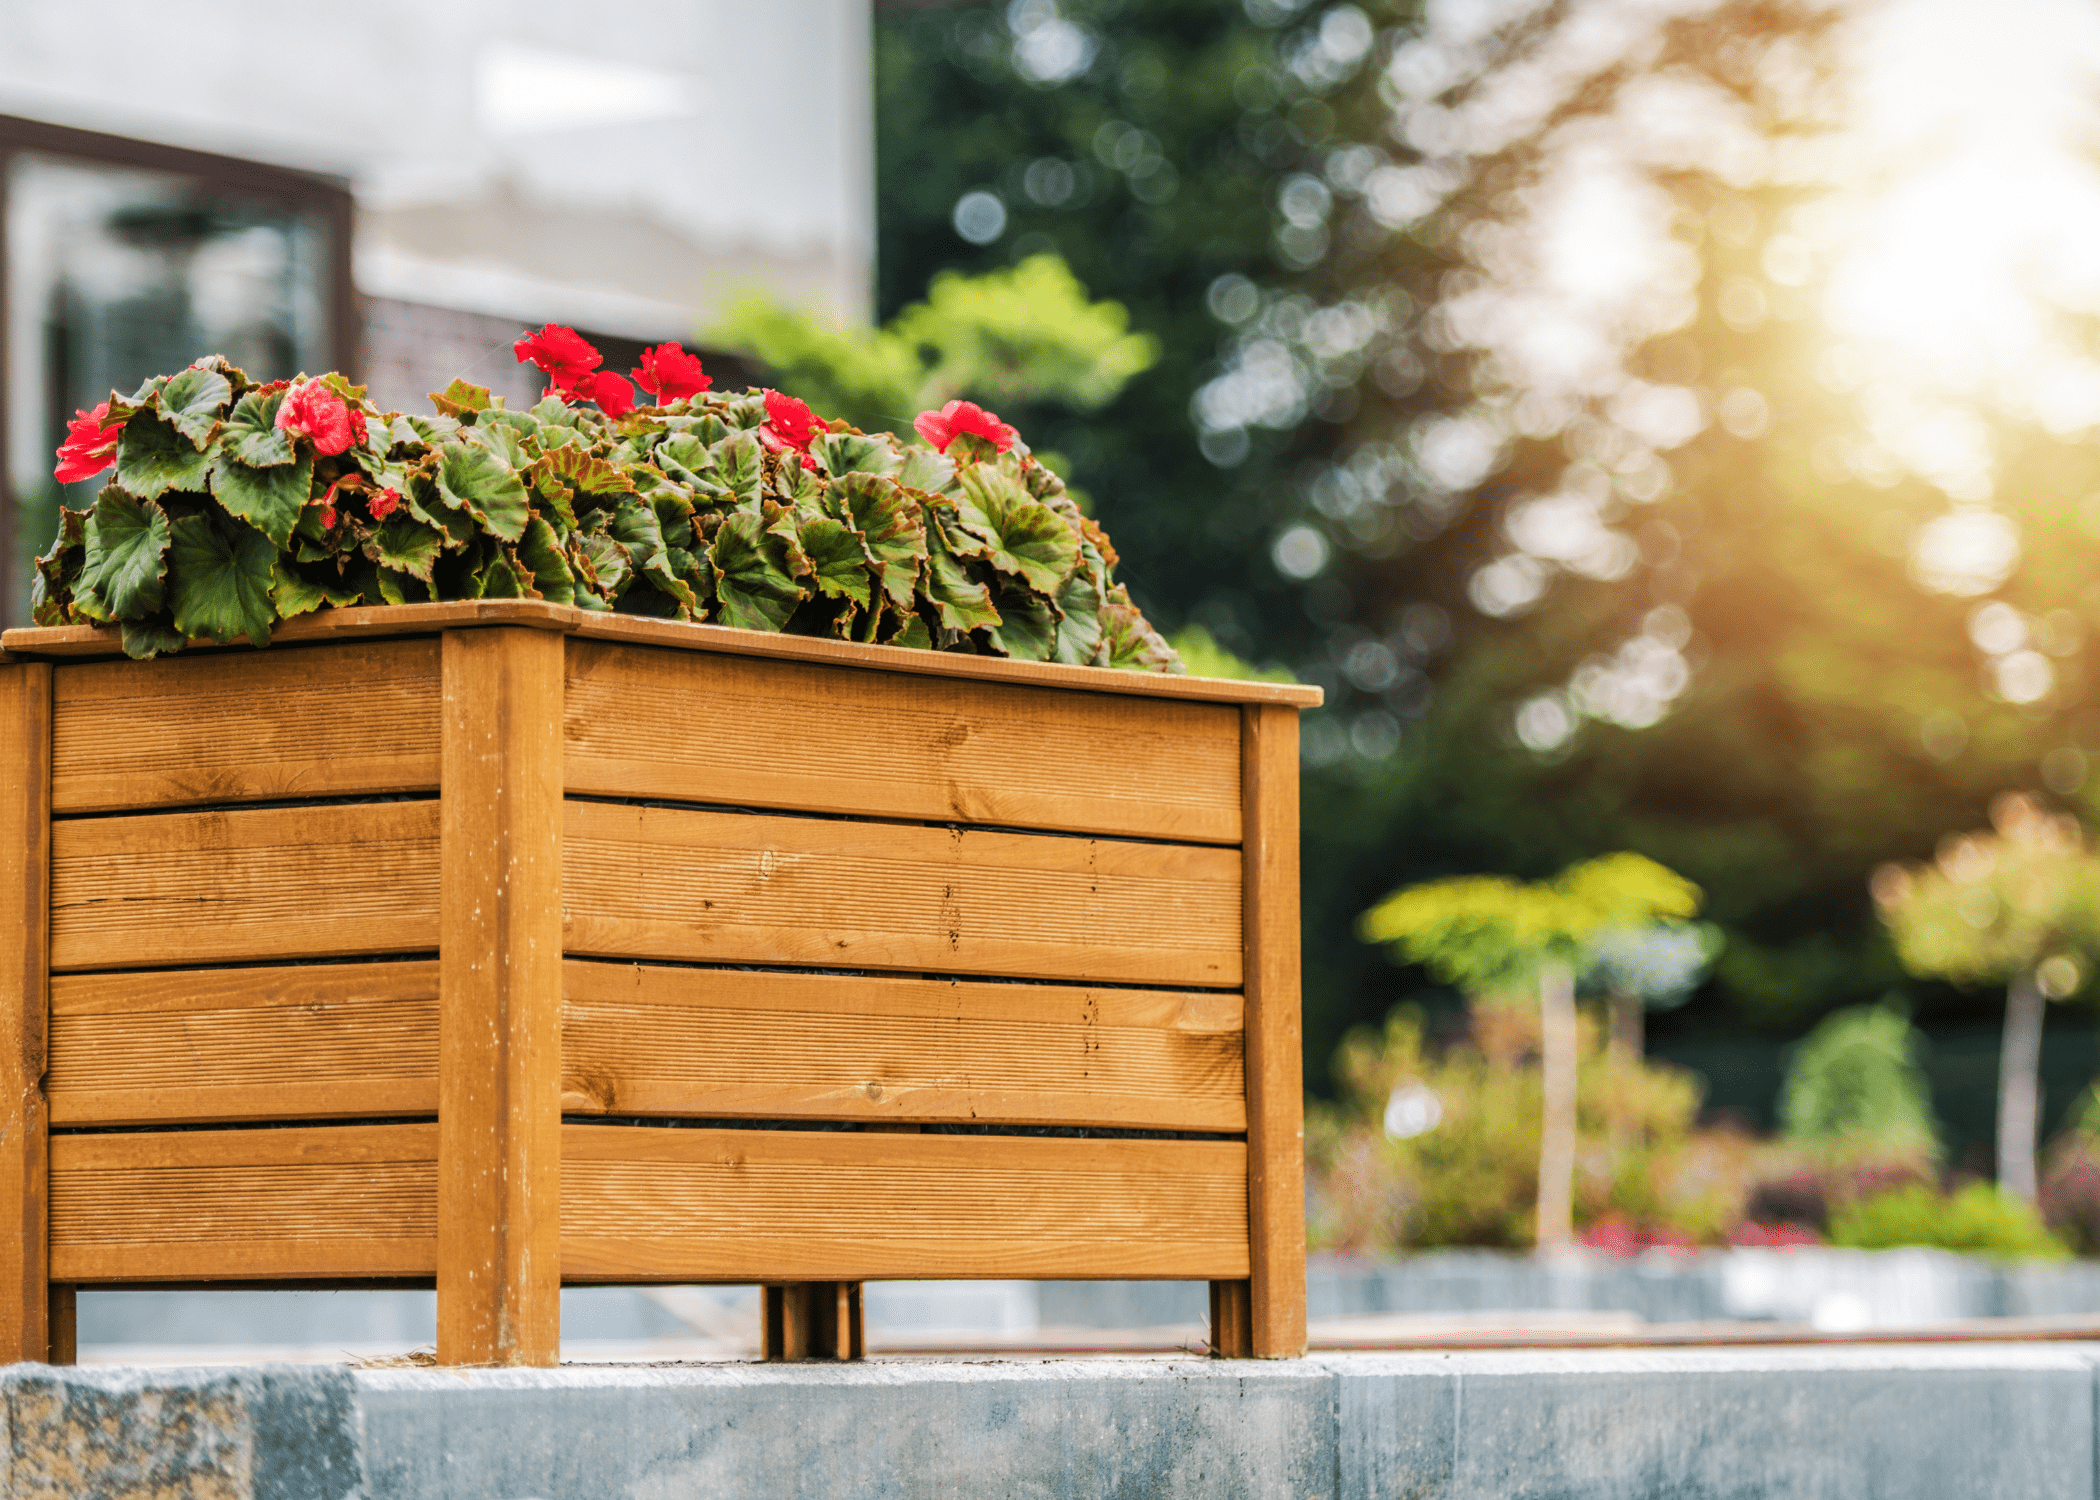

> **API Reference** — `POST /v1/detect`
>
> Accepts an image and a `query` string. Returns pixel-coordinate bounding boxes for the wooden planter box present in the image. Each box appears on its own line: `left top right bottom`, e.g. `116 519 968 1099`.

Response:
0 600 1316 1365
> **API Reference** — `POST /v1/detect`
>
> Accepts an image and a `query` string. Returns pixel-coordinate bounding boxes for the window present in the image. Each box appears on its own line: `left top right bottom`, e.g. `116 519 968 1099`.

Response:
0 115 352 624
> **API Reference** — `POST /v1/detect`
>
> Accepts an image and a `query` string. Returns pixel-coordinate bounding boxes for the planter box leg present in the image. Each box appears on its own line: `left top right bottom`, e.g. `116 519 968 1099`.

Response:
0 663 50 1364
1240 704 1307 1358
763 1282 863 1361
1209 1279 1252 1358
438 628 564 1366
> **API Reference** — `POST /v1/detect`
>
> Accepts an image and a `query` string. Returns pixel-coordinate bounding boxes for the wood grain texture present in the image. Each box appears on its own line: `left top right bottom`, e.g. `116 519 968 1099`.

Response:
1 601 1324 707
50 639 441 813
49 1125 437 1282
560 1126 1249 1282
439 627 564 1366
564 640 1241 844
561 961 1245 1130
0 663 50 1359
48 962 439 1125
49 801 439 972
563 802 1243 988
1240 703 1307 1359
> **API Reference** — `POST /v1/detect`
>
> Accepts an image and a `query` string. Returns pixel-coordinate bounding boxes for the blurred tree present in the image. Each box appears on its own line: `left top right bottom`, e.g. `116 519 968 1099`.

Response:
1778 1002 1939 1156
871 0 2100 1128
1873 794 2100 1199
1360 852 1700 1244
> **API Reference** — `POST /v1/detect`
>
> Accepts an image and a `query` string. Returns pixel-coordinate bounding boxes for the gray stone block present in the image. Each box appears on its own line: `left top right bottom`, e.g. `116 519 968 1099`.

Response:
353 1359 1338 1500
0 1363 363 1500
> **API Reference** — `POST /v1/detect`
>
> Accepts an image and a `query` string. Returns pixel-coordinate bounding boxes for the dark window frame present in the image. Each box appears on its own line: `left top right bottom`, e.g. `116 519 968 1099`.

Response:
0 113 355 623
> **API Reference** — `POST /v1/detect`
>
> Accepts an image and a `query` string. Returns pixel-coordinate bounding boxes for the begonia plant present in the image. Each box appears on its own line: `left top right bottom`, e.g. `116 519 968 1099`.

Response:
32 327 1180 671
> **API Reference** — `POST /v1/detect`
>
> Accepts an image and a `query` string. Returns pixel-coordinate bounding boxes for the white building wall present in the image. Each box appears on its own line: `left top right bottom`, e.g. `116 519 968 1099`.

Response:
0 0 875 338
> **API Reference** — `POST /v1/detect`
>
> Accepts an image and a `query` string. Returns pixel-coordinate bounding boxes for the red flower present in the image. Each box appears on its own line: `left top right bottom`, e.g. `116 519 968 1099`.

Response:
759 390 820 454
276 381 357 456
370 488 401 522
913 399 1016 454
348 407 369 449
581 371 635 419
54 401 124 484
514 324 603 391
632 343 711 402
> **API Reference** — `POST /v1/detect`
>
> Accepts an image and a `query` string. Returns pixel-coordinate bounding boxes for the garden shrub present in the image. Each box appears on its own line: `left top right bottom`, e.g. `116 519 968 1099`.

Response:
31 330 1179 669
1829 1182 2069 1259
1778 1002 1939 1155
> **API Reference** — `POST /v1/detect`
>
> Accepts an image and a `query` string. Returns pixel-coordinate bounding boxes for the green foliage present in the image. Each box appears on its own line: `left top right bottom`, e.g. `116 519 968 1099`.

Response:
30 356 1177 670
1779 1003 1940 1154
714 255 1159 435
1307 1003 1733 1252
1168 625 1296 684
1361 853 1702 994
1829 1182 2069 1259
1874 793 2100 988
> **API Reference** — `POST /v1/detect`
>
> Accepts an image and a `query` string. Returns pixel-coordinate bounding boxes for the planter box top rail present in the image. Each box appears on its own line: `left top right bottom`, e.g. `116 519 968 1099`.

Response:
0 600 1324 710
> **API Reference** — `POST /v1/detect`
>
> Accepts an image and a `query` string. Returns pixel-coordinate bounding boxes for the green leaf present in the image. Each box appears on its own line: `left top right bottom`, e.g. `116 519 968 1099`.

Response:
115 412 212 501
887 611 933 651
812 432 900 480
168 514 276 645
953 465 1079 593
120 618 187 660
430 377 493 416
81 488 171 618
210 451 314 550
924 546 1002 634
830 473 928 613
395 413 460 446
984 584 1058 661
711 430 764 505
1101 585 1181 673
369 515 446 580
157 364 233 449
221 389 295 467
708 511 808 632
270 558 362 620
1052 560 1105 666
611 497 698 614
798 516 874 612
894 447 959 495
437 441 531 541
476 545 535 599
468 420 529 471
573 524 634 601
31 508 87 627
519 515 577 605
529 445 628 503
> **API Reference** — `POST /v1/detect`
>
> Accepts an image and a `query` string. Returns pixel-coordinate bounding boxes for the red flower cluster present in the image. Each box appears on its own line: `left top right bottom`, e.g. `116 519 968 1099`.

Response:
275 381 367 456
309 473 400 531
514 324 635 417
759 390 821 467
633 342 711 402
913 399 1016 454
54 402 125 484
1729 1221 1821 1249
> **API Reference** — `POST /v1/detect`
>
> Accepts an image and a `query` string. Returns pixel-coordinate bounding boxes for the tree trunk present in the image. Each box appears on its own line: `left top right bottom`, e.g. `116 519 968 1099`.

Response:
1606 990 1642 1152
1537 959 1578 1249
1999 967 2046 1202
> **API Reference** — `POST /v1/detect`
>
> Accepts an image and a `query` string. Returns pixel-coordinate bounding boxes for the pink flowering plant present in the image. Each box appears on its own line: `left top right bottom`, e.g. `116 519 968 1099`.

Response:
32 327 1179 670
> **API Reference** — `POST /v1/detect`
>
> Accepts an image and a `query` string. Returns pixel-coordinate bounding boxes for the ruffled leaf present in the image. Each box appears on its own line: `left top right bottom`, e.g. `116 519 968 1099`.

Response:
115 412 212 501
798 516 874 613
369 515 446 581
81 488 171 618
157 364 233 449
168 513 276 645
210 451 314 550
221 388 295 467
952 464 1079 593
437 441 531 541
519 515 577 605
709 511 808 631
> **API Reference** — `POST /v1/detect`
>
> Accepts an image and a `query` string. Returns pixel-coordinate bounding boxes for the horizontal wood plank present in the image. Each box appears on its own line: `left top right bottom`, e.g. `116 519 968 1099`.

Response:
564 641 1241 844
49 1125 437 1282
560 1126 1249 1282
1 601 1323 707
51 640 441 813
563 801 1242 987
50 802 440 972
48 962 439 1125
562 962 1245 1129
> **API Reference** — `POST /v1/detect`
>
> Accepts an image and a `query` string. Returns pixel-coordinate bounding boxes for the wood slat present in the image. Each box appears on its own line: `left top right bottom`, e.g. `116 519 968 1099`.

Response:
438 626 564 1366
1241 703 1308 1359
49 1125 437 1282
49 801 440 972
562 801 1242 987
564 640 1241 844
50 638 441 813
47 962 439 1125
0 663 51 1359
2 601 1325 708
561 961 1246 1130
560 1126 1249 1282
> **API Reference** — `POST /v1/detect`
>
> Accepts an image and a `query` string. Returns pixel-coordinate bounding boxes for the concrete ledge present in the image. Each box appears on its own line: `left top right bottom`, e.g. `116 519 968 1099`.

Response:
6 1345 2097 1499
